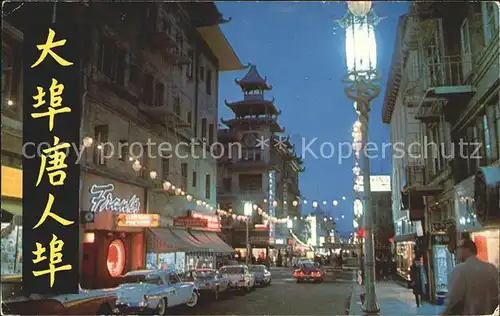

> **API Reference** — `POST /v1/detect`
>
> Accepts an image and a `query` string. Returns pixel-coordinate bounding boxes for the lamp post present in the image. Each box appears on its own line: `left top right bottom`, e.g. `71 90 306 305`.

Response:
287 219 294 267
338 1 381 313
244 202 253 265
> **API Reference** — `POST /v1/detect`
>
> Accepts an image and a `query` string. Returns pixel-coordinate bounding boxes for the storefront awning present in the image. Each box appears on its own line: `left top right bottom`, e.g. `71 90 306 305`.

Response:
1 199 22 217
170 228 204 249
147 228 202 253
204 232 235 254
190 231 235 254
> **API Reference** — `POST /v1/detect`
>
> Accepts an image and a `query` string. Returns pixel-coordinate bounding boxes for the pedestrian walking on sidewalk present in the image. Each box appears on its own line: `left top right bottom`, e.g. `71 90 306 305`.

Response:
409 254 427 308
442 239 499 315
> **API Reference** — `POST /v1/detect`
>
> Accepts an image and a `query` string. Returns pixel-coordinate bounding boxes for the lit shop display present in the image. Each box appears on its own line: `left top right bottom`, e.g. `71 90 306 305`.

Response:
107 239 126 277
396 241 415 280
432 245 455 294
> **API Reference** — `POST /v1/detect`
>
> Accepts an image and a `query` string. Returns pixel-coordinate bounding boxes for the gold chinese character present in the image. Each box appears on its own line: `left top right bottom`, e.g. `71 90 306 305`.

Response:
37 136 71 187
31 28 73 68
32 234 72 287
32 79 71 131
33 193 74 229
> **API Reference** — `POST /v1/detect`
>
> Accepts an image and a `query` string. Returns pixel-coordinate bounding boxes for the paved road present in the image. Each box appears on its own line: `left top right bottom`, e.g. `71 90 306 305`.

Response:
173 267 355 315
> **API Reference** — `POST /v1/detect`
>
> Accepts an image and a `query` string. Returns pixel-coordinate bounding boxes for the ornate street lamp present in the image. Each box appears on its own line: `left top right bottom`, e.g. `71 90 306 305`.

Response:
337 1 381 313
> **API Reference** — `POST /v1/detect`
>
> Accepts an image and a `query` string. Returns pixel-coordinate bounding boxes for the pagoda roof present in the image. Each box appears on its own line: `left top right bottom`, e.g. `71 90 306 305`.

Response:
221 117 285 133
217 128 238 142
235 63 272 91
224 98 280 116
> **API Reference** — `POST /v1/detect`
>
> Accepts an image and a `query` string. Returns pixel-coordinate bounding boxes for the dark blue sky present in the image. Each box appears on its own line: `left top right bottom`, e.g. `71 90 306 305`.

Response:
216 2 410 232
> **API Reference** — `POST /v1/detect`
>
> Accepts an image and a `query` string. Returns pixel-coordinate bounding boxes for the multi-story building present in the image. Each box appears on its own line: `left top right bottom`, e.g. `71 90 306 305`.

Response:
2 2 242 288
371 191 394 258
383 2 499 301
217 64 304 261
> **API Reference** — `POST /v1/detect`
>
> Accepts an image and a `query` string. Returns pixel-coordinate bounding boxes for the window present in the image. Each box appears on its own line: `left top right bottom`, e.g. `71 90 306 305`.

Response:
208 123 214 145
205 174 211 199
239 174 263 192
486 93 500 161
187 111 192 125
142 73 154 105
98 36 125 84
460 18 472 81
119 140 128 161
223 178 232 192
482 2 499 43
129 64 141 87
201 118 207 140
2 48 13 99
181 163 188 189
162 158 170 179
192 171 197 187
199 66 205 81
168 273 180 284
206 69 212 95
141 144 149 178
186 50 194 79
154 81 164 106
94 125 109 165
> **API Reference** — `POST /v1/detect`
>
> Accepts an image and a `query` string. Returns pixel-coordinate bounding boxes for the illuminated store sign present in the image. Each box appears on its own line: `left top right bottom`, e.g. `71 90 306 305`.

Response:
268 171 276 238
356 175 391 192
90 184 141 214
116 214 160 228
189 211 221 232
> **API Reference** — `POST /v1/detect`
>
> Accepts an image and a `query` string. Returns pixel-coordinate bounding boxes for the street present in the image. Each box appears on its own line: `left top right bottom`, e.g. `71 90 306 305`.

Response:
172 268 355 315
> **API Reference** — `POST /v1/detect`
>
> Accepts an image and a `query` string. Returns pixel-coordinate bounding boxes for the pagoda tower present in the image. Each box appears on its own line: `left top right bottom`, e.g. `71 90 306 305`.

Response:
218 64 285 254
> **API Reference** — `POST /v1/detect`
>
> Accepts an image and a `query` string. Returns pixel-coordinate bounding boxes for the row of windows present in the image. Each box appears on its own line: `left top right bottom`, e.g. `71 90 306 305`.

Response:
93 125 212 200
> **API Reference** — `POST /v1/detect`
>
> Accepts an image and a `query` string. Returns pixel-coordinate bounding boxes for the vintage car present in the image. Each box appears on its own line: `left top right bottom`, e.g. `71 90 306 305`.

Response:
293 261 324 283
114 269 198 315
1 275 118 315
180 269 230 300
248 264 271 286
219 265 255 293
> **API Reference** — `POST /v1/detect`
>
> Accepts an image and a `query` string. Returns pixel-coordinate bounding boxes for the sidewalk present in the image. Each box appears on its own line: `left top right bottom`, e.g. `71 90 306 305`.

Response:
349 281 444 315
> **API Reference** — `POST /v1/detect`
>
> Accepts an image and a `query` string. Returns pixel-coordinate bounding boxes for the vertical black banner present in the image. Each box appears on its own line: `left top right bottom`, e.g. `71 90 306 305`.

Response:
23 23 81 295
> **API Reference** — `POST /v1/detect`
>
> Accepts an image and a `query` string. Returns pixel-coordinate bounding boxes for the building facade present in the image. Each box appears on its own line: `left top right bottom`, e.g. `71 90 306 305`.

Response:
1 2 242 288
383 2 499 301
217 64 304 262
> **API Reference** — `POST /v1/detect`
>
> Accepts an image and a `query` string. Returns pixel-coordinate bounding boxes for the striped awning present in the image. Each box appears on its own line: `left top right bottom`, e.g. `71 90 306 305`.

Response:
147 228 203 253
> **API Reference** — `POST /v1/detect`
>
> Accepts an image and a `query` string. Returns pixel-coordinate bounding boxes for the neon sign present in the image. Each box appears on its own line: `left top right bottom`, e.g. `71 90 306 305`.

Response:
89 184 141 214
117 214 160 227
189 211 221 232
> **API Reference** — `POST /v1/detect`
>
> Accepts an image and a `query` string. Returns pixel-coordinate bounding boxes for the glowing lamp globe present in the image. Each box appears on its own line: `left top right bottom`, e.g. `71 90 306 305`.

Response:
347 1 372 16
186 195 193 202
253 204 258 211
333 200 339 207
272 201 278 207
82 136 93 148
149 170 157 180
232 214 237 219
163 181 172 191
132 161 142 172
312 201 318 208
292 200 298 207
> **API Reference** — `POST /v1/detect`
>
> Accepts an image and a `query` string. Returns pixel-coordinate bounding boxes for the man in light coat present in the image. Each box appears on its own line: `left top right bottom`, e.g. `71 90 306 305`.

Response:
442 239 499 315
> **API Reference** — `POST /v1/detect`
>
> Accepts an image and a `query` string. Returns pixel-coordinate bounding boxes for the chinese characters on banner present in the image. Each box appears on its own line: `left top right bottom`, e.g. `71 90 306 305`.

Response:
23 24 81 295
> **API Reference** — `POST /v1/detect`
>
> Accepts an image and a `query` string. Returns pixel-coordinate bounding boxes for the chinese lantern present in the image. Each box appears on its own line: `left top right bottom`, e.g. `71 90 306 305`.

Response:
163 181 172 191
272 201 278 207
186 195 193 202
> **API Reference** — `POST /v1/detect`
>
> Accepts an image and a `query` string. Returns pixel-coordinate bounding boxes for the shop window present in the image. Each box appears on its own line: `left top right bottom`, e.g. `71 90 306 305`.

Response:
205 174 211 200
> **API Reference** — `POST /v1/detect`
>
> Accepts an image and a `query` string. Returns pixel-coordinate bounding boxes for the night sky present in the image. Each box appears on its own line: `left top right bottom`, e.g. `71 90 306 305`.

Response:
216 2 410 232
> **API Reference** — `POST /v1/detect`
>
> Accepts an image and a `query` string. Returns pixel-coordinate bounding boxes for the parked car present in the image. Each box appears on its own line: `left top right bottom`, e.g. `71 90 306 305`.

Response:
180 269 230 301
293 261 324 283
248 264 271 286
114 269 198 315
219 265 255 293
1 276 117 315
